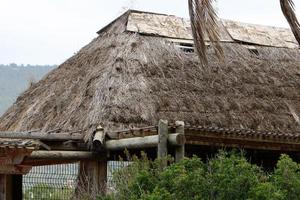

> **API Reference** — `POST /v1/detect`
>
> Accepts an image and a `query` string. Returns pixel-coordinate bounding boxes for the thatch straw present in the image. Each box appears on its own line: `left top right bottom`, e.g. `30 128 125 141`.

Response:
0 31 299 141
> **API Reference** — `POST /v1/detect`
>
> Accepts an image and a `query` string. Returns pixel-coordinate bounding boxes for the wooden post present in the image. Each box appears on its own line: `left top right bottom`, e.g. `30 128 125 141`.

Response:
158 120 168 167
6 175 22 200
175 121 185 162
0 174 6 200
77 153 107 198
12 175 23 200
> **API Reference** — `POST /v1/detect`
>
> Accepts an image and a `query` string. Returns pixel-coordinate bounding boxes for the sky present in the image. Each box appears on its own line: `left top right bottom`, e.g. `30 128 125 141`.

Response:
0 0 299 65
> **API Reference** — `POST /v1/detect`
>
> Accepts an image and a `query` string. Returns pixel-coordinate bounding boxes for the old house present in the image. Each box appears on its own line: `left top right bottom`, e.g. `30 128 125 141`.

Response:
0 10 299 199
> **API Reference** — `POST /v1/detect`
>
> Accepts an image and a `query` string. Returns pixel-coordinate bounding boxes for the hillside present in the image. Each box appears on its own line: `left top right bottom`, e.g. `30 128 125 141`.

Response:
0 64 56 115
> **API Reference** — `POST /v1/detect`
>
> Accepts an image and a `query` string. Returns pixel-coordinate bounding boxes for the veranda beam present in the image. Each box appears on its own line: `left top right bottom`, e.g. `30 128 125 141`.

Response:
0 131 84 141
105 133 185 151
28 151 97 160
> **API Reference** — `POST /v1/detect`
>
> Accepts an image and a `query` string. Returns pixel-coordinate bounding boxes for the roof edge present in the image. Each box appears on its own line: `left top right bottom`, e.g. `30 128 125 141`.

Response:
96 9 179 35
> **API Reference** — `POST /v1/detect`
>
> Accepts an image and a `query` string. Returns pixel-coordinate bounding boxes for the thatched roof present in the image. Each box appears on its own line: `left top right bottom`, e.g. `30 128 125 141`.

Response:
0 10 299 140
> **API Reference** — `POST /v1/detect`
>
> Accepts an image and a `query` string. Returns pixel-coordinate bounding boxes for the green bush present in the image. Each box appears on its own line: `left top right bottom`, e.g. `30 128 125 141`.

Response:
98 151 300 200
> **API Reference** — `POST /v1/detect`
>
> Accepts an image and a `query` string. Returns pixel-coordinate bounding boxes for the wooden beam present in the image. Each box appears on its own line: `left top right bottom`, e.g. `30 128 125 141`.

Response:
175 121 185 162
0 131 83 141
105 133 183 151
158 120 168 168
28 151 99 160
22 159 79 166
185 134 300 152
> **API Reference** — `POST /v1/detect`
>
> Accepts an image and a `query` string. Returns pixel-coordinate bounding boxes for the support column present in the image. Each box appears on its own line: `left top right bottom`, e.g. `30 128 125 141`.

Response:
175 121 185 162
12 175 23 200
77 154 107 198
6 175 22 200
158 120 168 167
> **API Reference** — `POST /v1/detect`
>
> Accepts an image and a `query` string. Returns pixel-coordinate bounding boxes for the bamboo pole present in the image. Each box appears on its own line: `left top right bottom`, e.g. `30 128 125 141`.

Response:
0 131 83 141
175 121 185 162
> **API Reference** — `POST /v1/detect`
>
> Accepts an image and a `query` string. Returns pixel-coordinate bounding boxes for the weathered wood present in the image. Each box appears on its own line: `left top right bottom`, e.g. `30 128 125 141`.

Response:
0 174 6 200
158 120 168 160
126 11 233 42
0 131 83 141
175 121 185 162
105 133 183 151
0 165 31 175
93 126 106 149
185 134 300 152
22 159 79 166
28 151 98 160
7 175 22 200
77 154 107 198
223 20 298 48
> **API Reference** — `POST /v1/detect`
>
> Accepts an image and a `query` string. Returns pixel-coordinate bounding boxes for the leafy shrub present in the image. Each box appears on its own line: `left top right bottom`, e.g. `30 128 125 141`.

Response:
98 151 300 200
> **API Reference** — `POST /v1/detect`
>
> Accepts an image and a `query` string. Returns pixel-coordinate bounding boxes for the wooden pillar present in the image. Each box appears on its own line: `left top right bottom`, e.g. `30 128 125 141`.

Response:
158 120 168 167
77 154 107 198
175 121 185 162
12 175 22 200
5 175 22 200
0 174 6 200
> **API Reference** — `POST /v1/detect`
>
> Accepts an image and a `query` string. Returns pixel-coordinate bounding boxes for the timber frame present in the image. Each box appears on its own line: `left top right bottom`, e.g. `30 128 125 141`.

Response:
0 119 300 199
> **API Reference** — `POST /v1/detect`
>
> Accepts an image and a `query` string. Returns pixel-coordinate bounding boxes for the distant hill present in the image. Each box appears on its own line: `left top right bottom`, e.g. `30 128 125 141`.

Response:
0 64 56 115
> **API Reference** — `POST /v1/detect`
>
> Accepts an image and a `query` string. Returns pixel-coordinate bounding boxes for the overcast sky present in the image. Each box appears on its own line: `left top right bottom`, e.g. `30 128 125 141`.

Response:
0 0 299 65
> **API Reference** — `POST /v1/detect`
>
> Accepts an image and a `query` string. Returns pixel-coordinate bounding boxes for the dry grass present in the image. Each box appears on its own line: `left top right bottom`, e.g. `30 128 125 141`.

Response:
0 31 299 142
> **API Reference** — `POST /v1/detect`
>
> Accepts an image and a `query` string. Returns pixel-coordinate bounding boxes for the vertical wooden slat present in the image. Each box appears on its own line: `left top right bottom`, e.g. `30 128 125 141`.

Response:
158 120 168 167
175 121 185 162
0 174 6 200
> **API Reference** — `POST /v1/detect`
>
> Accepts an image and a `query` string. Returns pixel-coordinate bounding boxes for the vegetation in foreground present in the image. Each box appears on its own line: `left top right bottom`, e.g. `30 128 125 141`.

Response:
97 151 300 200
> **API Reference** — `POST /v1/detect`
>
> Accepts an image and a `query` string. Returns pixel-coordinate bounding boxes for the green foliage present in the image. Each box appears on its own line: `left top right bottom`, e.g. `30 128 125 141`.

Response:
23 184 74 200
99 151 300 200
206 151 262 200
272 154 300 200
248 182 285 200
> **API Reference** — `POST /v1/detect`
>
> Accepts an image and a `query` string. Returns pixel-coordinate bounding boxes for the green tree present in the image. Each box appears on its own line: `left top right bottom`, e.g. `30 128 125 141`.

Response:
97 152 300 200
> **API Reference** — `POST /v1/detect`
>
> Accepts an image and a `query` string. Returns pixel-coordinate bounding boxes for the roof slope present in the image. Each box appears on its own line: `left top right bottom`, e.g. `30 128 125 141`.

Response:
0 11 299 140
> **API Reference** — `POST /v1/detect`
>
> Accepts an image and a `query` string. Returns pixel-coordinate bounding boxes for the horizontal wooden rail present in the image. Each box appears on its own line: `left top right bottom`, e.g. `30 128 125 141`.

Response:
0 132 84 141
28 151 97 160
105 133 185 151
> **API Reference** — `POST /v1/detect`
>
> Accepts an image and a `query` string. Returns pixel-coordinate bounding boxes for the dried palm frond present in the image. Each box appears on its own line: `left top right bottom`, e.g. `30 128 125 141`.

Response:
280 0 300 45
188 0 223 66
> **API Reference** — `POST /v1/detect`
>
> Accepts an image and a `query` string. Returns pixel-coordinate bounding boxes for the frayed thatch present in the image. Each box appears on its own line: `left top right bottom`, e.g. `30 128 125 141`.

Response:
0 27 299 141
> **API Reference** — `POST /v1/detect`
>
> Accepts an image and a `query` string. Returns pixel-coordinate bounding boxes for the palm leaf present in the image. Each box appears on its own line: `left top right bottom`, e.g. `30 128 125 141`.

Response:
188 0 223 66
280 0 300 45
